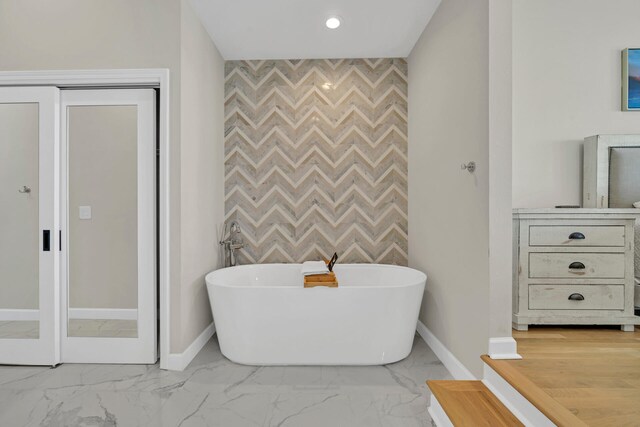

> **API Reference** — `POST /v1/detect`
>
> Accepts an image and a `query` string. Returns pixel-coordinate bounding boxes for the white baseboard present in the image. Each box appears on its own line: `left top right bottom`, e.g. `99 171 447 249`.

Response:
482 363 554 427
488 336 522 360
0 309 39 321
164 322 215 371
416 320 475 380
428 394 454 427
68 308 138 320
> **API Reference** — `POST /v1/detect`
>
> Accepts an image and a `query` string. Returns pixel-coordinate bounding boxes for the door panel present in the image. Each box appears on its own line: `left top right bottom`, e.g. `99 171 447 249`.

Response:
60 90 156 363
0 87 60 365
67 105 139 338
0 103 39 338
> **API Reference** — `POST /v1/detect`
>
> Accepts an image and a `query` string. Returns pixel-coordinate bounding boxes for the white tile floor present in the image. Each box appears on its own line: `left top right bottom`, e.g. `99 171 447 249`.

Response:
0 334 450 426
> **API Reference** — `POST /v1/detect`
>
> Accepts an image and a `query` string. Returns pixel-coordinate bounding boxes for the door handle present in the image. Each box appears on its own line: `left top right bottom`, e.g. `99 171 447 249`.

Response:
43 230 50 252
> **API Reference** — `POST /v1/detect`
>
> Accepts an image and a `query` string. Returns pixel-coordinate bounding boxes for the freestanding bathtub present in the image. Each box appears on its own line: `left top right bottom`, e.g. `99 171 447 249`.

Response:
205 263 426 365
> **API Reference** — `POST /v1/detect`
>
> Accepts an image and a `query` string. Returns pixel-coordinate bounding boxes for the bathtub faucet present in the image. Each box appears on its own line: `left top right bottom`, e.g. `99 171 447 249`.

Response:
219 220 245 267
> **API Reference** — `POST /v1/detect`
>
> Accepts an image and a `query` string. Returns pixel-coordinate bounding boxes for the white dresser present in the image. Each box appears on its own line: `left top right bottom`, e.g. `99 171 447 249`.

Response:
513 209 639 331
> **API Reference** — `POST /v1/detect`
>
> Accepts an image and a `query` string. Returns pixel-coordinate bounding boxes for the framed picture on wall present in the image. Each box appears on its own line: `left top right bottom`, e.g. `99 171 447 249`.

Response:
622 48 640 111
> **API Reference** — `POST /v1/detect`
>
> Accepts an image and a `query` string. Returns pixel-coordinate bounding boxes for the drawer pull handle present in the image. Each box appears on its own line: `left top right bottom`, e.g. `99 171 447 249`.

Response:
568 293 585 301
568 261 586 270
568 232 585 240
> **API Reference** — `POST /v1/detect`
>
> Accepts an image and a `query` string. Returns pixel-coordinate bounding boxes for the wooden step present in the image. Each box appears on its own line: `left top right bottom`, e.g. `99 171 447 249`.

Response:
427 380 523 427
482 354 589 427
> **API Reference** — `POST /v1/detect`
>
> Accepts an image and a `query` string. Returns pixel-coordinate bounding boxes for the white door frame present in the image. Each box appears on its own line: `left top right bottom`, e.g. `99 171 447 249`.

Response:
0 70 172 369
60 89 157 363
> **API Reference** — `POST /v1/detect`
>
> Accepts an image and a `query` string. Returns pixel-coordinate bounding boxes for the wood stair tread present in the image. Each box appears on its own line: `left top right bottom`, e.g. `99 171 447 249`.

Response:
481 354 588 427
427 380 523 427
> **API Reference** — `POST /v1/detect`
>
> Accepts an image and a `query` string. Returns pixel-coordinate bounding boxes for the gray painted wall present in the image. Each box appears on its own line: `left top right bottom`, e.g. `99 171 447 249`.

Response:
513 0 640 208
177 0 225 353
408 0 492 378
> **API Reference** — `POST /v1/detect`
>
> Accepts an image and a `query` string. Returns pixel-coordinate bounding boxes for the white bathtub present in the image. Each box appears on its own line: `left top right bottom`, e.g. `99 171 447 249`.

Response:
205 263 426 366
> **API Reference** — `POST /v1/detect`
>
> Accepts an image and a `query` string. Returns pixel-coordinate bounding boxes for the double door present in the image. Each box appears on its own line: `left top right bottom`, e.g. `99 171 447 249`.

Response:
0 87 157 365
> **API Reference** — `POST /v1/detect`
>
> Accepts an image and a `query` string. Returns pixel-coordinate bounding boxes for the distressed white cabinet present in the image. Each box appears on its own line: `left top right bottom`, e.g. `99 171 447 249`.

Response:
513 209 639 331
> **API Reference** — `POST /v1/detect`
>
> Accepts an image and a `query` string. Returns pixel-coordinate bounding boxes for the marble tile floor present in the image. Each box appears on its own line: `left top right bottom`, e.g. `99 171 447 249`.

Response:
0 334 451 427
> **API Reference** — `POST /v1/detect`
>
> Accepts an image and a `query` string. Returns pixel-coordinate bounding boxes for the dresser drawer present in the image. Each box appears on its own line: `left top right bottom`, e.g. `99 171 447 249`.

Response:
529 225 625 247
529 284 625 310
529 253 625 279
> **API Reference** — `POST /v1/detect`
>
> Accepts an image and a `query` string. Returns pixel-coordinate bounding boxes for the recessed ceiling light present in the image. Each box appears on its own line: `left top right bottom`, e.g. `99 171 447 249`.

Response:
325 16 341 29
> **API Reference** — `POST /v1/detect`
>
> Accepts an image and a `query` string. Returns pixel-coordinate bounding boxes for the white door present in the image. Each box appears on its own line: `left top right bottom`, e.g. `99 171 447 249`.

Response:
0 87 60 366
60 89 157 364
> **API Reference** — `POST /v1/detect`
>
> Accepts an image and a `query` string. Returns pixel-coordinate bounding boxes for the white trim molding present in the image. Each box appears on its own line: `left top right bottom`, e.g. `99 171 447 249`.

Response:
68 308 138 320
0 69 171 369
488 336 522 360
0 309 40 321
416 320 475 380
482 363 554 427
165 323 216 371
0 69 166 87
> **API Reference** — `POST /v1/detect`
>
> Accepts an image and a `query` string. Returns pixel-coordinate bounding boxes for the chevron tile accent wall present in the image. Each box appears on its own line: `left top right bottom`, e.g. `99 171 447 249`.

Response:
224 59 408 264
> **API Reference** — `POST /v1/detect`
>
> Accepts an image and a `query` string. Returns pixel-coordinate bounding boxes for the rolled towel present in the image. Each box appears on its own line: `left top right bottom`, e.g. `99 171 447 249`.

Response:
633 201 640 208
301 260 329 276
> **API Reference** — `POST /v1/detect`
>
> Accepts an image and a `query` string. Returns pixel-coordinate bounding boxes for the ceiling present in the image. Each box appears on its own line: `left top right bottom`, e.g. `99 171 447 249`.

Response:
189 0 441 60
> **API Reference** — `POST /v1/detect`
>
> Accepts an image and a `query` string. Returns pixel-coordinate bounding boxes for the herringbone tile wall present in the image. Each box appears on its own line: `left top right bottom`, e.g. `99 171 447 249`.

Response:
224 59 408 264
